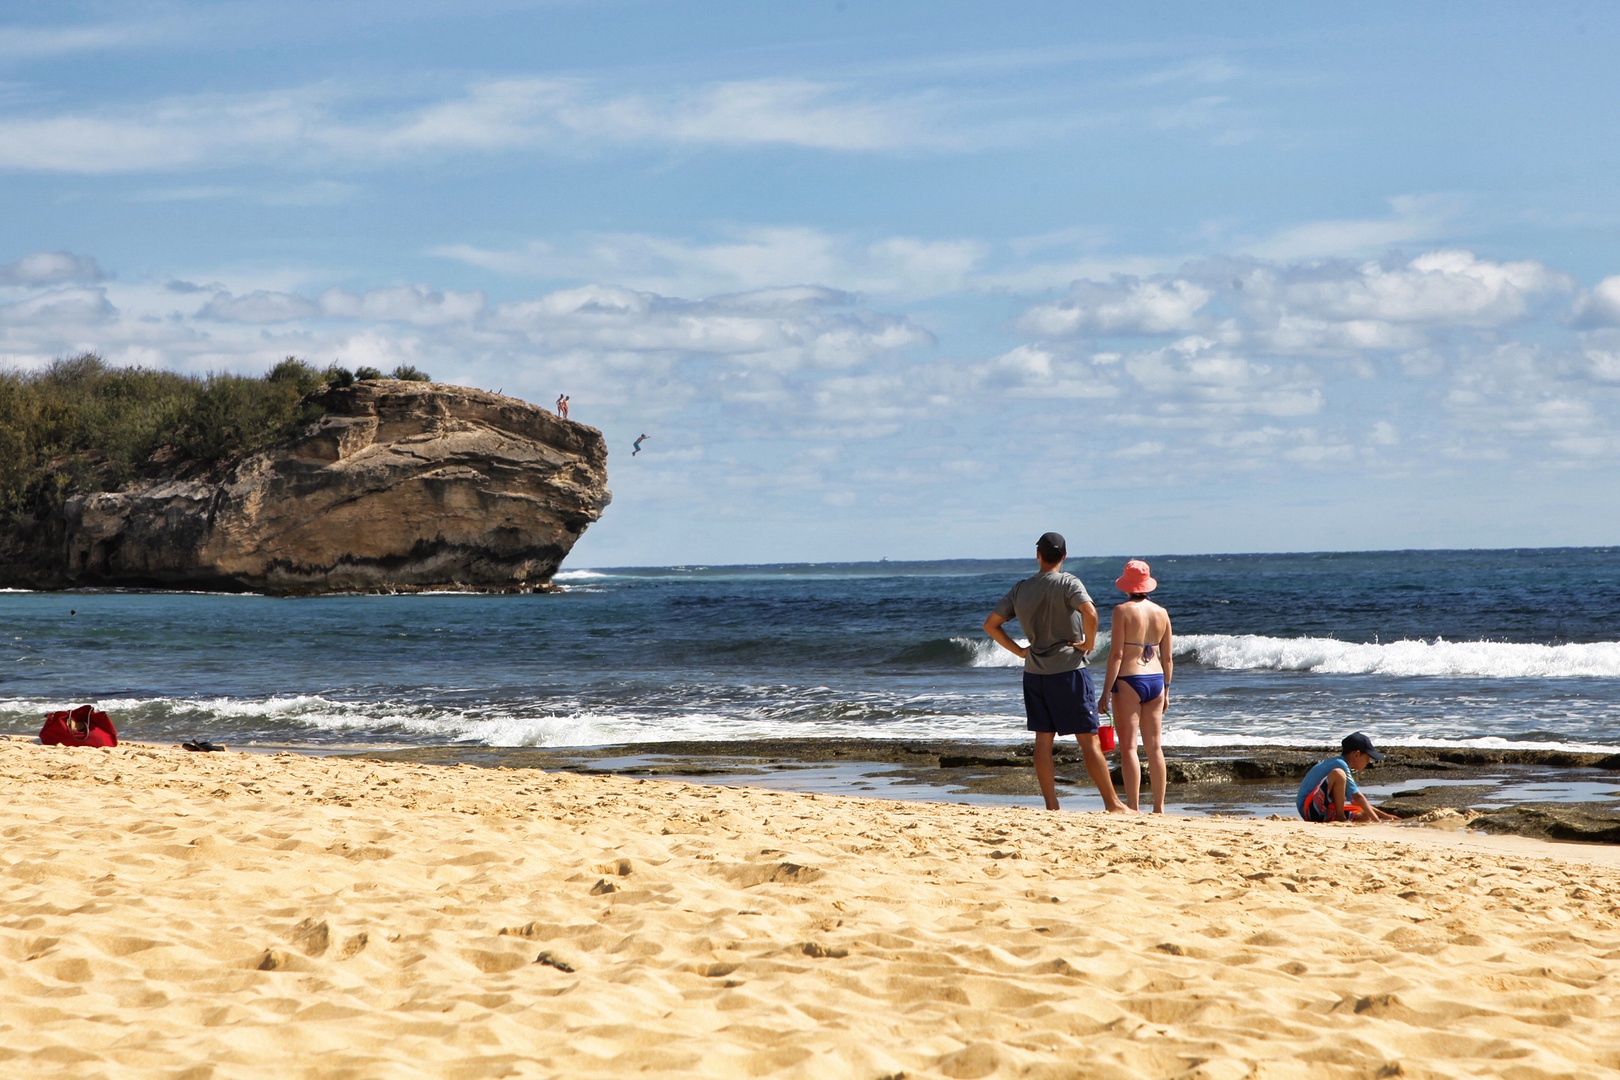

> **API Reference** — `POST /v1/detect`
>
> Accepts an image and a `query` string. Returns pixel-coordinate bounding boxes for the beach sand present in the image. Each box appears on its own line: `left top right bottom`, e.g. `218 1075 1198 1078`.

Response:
3 737 1618 1079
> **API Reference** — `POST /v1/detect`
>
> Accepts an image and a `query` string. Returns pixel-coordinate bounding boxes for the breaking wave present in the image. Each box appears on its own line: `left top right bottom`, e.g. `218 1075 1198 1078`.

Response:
891 632 1620 678
1177 634 1620 678
890 636 1048 667
0 692 1004 749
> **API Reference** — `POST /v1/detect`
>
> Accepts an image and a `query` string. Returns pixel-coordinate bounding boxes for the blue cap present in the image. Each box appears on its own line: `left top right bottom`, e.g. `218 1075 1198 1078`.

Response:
1342 732 1384 761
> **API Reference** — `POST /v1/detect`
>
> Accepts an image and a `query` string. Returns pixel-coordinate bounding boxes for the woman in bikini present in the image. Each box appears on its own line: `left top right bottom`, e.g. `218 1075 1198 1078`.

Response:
1100 559 1172 813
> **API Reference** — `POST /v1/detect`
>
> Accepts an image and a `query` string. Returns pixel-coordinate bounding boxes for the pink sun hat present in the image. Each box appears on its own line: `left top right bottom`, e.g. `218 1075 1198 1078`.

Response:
1115 559 1158 594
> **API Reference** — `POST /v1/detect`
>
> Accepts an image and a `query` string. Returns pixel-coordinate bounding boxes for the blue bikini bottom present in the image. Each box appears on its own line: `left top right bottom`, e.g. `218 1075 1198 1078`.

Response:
1113 673 1165 704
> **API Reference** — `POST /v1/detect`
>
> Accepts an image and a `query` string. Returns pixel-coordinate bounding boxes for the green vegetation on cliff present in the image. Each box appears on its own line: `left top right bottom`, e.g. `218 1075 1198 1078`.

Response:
0 354 430 529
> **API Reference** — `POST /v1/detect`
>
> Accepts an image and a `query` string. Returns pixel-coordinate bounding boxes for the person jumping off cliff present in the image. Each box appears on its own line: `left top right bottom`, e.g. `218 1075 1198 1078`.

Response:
633 434 649 456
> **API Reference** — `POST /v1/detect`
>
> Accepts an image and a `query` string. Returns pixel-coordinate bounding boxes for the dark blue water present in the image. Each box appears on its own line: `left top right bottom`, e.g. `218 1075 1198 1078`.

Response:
3 548 1618 751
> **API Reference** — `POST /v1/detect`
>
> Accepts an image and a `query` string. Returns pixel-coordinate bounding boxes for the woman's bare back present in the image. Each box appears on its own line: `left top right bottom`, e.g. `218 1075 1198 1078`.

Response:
1113 598 1169 675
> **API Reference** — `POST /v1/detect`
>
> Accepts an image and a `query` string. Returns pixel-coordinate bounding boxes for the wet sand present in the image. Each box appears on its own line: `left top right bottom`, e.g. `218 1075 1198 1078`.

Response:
352 738 1620 845
3 736 1619 1078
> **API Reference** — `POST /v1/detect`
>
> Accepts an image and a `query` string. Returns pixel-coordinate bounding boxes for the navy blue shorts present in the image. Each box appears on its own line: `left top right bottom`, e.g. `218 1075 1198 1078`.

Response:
1023 669 1099 736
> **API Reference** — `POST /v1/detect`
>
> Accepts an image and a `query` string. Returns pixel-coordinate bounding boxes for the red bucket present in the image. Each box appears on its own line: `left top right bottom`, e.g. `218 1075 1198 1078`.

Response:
1098 722 1116 752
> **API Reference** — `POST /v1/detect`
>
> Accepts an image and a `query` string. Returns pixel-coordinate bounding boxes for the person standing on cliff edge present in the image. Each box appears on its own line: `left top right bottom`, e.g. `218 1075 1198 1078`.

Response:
984 532 1130 813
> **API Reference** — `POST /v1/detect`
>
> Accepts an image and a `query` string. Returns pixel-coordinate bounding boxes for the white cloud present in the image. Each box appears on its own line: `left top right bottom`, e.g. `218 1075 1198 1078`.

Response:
1018 277 1213 337
985 344 1120 400
1500 396 1594 436
129 180 360 206
489 284 931 371
1262 313 1421 353
197 290 320 323
1261 250 1570 327
1429 341 1620 465
1135 57 1241 87
320 286 484 326
0 264 936 421
1121 336 1322 420
1013 250 1575 361
1245 195 1459 261
984 334 1322 422
0 77 949 174
0 21 158 59
435 227 987 300
1572 275 1620 328
0 86 330 172
1582 342 1620 383
366 78 575 154
5 243 1619 492
1 286 116 325
0 250 104 284
1194 425 1356 468
693 286 855 314
557 78 937 151
1149 94 1233 132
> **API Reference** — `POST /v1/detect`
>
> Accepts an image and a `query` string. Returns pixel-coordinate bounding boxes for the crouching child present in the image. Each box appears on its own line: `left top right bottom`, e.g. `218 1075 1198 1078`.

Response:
1296 732 1396 823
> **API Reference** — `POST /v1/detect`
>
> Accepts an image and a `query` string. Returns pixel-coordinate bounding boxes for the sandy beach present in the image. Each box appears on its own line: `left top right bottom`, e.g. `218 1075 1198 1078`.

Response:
3 737 1618 1079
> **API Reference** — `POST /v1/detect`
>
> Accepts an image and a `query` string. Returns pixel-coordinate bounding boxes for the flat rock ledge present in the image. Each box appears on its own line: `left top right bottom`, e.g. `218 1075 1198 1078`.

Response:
3 380 610 595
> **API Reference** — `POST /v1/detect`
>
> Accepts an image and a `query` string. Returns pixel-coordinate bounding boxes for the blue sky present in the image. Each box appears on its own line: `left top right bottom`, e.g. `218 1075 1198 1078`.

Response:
3 1 1618 566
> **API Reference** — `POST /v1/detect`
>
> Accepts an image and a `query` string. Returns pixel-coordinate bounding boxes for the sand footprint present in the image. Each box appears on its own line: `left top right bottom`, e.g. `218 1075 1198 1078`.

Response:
287 918 330 957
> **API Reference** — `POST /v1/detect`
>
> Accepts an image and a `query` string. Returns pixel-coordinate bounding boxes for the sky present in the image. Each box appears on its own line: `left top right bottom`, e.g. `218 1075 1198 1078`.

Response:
3 1 1618 567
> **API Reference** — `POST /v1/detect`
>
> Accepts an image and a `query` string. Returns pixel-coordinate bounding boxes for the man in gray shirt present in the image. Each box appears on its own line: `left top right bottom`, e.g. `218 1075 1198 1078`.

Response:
983 532 1129 812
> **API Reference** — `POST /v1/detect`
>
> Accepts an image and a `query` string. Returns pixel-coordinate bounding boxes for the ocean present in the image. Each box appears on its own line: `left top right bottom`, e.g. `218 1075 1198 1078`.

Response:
3 548 1618 754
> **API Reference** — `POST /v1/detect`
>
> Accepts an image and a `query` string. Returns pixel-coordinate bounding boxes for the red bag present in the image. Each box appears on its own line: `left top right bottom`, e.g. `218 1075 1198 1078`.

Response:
40 705 118 748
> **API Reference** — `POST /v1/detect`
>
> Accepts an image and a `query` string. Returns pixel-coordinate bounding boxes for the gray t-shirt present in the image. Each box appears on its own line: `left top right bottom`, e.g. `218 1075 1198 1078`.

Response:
992 570 1094 674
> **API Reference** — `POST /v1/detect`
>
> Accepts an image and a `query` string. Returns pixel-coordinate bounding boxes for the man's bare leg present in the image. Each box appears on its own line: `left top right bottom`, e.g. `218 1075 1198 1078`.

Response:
1033 731 1060 810
1076 733 1131 812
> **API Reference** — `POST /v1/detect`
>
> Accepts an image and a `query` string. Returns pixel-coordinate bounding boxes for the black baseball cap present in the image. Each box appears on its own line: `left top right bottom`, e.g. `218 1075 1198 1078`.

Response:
1036 532 1066 560
1342 732 1384 761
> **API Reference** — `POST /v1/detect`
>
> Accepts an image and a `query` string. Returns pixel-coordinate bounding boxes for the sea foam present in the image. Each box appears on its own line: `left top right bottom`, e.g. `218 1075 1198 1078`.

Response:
952 631 1620 678
1179 634 1620 679
553 569 611 581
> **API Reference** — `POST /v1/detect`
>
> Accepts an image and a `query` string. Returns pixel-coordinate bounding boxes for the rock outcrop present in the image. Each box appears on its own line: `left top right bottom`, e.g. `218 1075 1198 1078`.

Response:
1 381 609 594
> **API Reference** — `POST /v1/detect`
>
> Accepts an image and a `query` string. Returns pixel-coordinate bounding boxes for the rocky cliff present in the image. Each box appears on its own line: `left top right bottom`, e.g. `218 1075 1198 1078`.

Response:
1 381 610 594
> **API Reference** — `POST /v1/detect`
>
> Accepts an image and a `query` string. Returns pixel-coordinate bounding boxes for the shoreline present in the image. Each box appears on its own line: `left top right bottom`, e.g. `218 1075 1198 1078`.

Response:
20 733 1620 846
343 738 1620 846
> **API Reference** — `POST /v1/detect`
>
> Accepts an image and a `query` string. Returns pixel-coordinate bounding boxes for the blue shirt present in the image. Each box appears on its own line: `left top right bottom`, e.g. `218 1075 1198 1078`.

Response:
1296 756 1359 815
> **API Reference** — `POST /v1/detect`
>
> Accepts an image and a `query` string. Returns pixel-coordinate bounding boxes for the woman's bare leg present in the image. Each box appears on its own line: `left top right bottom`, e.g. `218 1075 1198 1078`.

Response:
1112 679 1143 811
1139 694 1168 813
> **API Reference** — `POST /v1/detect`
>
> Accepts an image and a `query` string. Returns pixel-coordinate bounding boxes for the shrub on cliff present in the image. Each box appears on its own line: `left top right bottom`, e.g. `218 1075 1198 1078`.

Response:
0 353 358 529
350 364 432 382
